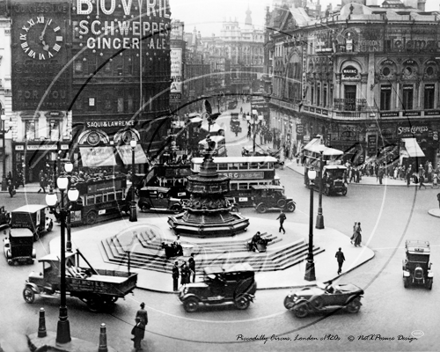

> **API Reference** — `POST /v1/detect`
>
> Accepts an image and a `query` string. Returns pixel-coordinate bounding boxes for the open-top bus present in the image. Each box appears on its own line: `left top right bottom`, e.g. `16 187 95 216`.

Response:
191 156 279 207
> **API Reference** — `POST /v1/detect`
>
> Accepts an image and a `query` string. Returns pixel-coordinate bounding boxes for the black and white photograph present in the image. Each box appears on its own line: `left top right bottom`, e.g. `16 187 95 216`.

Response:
0 0 439 351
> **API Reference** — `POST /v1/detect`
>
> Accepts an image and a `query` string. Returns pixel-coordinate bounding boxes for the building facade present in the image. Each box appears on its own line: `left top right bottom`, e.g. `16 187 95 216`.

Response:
7 0 172 183
266 0 440 167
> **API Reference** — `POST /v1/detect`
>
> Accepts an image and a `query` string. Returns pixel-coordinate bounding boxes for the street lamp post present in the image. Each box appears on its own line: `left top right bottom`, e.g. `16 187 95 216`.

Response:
129 139 137 222
304 168 317 281
316 146 325 229
45 169 79 344
1 115 10 191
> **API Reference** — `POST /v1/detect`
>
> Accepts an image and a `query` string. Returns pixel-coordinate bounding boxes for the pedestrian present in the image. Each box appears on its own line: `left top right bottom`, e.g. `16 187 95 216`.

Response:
378 165 384 185
7 178 15 198
350 222 358 245
335 247 345 275
433 172 438 189
406 167 412 187
419 174 427 189
276 210 286 234
354 222 362 247
131 317 145 352
136 302 148 327
180 262 190 285
38 170 46 193
172 261 179 291
188 254 196 283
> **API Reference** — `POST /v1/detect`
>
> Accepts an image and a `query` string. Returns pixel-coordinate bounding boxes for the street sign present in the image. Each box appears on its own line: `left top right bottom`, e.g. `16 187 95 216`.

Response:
296 124 304 135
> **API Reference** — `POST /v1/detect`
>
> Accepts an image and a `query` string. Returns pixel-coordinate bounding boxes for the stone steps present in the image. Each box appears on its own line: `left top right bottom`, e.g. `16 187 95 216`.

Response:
100 231 325 274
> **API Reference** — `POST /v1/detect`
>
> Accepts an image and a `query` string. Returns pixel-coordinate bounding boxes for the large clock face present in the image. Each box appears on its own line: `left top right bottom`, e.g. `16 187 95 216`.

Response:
19 16 63 61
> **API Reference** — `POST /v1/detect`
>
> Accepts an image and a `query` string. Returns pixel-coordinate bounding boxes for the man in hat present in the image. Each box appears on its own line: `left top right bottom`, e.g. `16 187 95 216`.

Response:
172 261 180 291
136 302 148 327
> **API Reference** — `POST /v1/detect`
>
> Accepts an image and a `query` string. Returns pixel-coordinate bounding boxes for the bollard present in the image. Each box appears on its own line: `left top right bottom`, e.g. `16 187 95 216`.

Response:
98 323 108 352
38 308 47 338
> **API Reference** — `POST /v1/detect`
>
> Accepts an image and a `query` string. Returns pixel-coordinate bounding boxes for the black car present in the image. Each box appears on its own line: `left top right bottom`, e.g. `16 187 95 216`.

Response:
138 186 185 213
402 240 433 289
179 263 257 312
251 185 296 213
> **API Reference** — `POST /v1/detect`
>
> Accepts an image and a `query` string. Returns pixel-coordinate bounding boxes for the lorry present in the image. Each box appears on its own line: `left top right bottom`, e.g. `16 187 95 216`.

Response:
3 228 36 265
10 205 53 241
23 249 138 312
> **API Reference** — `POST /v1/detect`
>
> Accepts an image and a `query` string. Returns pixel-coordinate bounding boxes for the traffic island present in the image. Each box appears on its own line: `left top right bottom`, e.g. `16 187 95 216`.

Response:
428 209 440 218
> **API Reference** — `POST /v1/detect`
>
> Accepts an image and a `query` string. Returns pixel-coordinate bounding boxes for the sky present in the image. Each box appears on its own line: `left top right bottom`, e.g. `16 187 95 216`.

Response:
169 0 440 37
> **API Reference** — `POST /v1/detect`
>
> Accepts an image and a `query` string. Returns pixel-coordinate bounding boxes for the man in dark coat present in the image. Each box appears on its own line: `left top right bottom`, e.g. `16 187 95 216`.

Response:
131 317 145 352
188 254 196 283
276 211 286 234
335 247 345 275
136 302 148 327
172 261 179 291
180 262 190 284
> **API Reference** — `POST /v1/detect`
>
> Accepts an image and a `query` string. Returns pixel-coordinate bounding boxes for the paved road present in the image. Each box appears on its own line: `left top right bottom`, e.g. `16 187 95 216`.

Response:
1 167 439 352
1 108 439 351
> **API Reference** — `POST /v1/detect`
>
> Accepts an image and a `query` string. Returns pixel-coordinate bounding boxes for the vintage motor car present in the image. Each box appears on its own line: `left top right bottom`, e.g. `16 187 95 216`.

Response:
179 263 257 312
10 205 53 241
3 228 36 265
305 165 348 196
138 186 184 213
0 206 10 229
23 250 138 312
284 282 364 318
402 240 433 289
251 185 296 213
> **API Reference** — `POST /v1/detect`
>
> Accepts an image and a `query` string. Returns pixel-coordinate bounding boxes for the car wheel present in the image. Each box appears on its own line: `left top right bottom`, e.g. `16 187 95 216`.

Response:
403 277 409 288
171 205 182 214
183 297 199 313
286 202 296 213
256 204 267 214
293 304 309 318
346 298 361 314
87 295 102 313
85 211 98 225
235 296 250 310
341 188 347 196
426 279 433 290
23 287 35 304
310 296 324 310
283 296 295 310
141 205 149 213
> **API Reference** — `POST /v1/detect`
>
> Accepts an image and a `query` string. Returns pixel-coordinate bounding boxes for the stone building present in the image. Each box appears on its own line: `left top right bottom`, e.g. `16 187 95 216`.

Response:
265 0 440 167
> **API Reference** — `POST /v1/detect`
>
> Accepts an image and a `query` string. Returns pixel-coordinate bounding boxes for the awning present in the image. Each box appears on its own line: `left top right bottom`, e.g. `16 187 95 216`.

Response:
117 145 149 165
79 147 116 167
303 137 323 152
201 122 223 133
402 138 425 158
323 147 344 156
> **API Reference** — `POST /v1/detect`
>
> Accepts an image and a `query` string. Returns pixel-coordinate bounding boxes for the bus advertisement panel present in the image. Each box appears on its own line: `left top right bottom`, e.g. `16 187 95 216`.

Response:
191 156 279 207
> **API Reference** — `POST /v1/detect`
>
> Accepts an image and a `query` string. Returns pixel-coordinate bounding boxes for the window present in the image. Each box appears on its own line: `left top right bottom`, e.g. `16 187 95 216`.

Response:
317 82 321 106
48 119 60 141
344 85 356 111
86 195 95 205
239 163 248 170
424 84 435 109
311 86 314 105
238 183 248 190
229 163 238 170
323 84 328 107
95 195 102 204
117 97 124 113
24 120 37 140
218 163 228 170
402 85 414 110
88 97 96 111
108 193 115 201
380 85 391 111
230 182 238 190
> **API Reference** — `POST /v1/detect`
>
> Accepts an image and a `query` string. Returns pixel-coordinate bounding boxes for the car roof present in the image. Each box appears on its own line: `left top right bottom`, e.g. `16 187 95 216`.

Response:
406 240 430 254
9 228 34 238
12 204 48 213
204 263 254 274
251 185 284 190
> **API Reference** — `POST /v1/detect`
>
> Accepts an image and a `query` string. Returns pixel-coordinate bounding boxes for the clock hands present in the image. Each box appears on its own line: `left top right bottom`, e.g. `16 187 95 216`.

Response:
39 21 49 42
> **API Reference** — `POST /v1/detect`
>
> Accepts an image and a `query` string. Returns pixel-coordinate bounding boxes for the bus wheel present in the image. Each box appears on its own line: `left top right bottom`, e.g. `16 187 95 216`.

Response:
85 211 98 225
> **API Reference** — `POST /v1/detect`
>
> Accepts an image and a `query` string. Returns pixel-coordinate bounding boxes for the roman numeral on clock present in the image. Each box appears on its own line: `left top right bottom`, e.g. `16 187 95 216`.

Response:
39 53 46 60
53 44 61 52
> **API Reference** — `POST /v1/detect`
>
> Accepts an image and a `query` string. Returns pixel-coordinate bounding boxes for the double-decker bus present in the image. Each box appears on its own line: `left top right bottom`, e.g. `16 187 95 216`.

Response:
191 156 279 207
144 163 192 198
68 176 129 226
